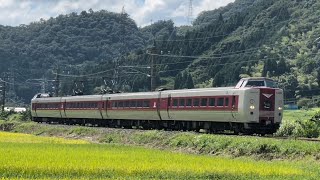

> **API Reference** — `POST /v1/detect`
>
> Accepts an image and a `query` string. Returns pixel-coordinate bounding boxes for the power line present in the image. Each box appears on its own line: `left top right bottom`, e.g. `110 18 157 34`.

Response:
52 69 114 78
149 50 320 62
157 57 280 73
155 19 294 43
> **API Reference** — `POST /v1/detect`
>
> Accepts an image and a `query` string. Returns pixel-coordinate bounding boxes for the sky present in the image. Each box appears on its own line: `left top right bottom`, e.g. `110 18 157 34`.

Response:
0 0 235 27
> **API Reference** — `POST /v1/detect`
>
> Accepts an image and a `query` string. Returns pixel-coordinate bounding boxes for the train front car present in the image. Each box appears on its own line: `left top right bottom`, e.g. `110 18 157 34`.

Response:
236 78 283 134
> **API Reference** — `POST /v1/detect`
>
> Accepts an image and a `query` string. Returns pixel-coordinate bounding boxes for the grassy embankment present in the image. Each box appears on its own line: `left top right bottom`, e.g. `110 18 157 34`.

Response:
0 131 319 179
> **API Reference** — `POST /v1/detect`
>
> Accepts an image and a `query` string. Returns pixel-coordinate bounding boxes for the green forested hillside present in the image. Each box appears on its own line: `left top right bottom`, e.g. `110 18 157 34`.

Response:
152 0 320 100
1 0 320 104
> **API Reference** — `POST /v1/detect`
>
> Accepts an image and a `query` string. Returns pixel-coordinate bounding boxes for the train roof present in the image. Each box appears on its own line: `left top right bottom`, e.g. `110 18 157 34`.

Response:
31 77 279 102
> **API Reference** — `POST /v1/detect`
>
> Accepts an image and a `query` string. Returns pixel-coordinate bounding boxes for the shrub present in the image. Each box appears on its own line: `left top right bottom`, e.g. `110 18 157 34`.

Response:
21 109 32 121
276 110 320 138
297 98 312 109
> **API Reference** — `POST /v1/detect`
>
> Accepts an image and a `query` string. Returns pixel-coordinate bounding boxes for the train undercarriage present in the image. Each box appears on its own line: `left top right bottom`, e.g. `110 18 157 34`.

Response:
33 117 280 135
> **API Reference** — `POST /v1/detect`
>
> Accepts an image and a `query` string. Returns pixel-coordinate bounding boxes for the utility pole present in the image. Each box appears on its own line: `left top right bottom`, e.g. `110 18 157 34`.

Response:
112 6 127 92
148 43 157 91
54 66 60 97
0 79 6 112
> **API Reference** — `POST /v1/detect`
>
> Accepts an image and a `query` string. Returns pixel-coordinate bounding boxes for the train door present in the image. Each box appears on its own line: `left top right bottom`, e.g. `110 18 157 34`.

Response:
159 93 171 120
98 96 104 119
167 94 172 119
231 95 238 121
61 100 67 118
58 97 63 118
157 92 162 120
105 98 109 118
33 102 38 118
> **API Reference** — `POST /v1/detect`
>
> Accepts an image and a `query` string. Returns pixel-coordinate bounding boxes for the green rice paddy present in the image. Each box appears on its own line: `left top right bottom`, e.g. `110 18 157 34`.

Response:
0 131 319 179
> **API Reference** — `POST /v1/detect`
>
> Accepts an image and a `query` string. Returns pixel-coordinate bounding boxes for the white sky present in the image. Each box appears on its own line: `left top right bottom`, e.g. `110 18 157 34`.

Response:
0 0 235 27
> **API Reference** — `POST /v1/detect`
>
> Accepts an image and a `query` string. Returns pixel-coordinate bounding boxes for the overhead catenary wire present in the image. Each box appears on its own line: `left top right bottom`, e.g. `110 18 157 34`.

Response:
52 69 114 78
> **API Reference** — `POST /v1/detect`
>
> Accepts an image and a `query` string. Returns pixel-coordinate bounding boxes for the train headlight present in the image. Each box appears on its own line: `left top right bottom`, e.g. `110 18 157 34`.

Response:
250 105 255 110
278 107 283 111
250 99 255 104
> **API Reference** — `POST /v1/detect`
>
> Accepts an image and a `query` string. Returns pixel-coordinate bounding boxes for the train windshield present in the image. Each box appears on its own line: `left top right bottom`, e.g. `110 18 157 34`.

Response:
265 80 278 88
245 80 278 88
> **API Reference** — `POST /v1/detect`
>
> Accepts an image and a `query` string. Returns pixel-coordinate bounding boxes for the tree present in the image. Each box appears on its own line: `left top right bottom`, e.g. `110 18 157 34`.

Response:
174 73 183 89
185 73 194 89
277 58 288 75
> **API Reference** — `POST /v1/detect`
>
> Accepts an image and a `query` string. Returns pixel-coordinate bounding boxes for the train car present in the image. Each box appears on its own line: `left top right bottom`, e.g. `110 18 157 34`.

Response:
31 77 283 134
31 94 61 121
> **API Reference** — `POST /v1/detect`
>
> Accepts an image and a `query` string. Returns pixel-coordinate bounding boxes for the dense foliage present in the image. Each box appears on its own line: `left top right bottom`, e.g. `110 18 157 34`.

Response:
1 0 320 103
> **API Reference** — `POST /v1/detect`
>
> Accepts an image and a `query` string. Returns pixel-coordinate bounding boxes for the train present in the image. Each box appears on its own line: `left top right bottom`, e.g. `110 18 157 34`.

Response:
31 77 284 134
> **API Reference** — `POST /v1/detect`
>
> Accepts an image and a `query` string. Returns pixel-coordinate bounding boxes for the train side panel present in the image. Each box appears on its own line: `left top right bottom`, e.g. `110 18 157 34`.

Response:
63 95 103 119
105 92 160 121
160 88 241 122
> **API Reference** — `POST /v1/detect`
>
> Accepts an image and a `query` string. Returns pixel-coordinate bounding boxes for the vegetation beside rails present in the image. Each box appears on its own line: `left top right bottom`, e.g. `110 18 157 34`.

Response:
276 109 320 138
1 131 319 180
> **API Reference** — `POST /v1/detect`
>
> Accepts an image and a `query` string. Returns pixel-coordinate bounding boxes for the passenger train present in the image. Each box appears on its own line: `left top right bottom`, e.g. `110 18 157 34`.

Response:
31 77 284 134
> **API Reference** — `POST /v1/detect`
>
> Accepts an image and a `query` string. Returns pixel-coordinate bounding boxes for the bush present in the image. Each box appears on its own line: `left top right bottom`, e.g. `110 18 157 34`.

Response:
21 109 32 121
0 110 15 120
276 110 320 138
297 98 313 109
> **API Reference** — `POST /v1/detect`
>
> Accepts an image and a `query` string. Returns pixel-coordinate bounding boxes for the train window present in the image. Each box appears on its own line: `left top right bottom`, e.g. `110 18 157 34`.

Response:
217 98 224 107
193 98 200 107
201 98 208 107
143 100 149 108
130 101 136 108
186 99 192 107
225 98 229 107
118 101 123 108
112 101 117 108
179 99 185 107
173 99 178 107
209 98 215 107
137 101 143 108
84 103 88 108
124 101 130 108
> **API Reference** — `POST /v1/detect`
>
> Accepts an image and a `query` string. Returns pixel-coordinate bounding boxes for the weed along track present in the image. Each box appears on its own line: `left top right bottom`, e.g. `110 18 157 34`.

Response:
0 131 319 180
